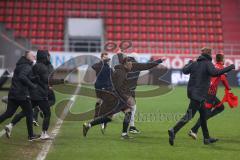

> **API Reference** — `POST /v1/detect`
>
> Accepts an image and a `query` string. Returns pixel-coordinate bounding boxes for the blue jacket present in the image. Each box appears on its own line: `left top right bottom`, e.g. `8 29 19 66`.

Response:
92 61 113 90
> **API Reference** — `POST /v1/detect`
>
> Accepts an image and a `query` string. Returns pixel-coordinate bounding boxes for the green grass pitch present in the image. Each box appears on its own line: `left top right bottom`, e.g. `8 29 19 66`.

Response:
0 87 239 160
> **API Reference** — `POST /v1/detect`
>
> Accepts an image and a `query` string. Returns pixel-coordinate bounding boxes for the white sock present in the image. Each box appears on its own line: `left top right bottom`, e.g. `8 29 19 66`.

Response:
130 105 136 127
6 123 13 129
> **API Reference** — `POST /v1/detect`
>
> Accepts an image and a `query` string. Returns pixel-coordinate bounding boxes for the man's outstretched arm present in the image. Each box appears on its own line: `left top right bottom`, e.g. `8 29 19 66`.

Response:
207 62 235 77
132 59 164 71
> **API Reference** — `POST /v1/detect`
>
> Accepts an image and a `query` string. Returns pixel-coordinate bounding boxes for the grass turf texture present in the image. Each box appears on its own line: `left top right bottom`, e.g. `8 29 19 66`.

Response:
0 86 239 160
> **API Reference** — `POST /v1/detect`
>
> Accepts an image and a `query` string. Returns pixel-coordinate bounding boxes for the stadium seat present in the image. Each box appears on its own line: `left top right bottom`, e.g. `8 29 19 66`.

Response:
0 0 227 52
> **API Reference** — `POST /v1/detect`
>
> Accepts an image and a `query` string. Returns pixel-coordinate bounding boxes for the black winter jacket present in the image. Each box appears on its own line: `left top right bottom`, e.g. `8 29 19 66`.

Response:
30 52 49 100
46 62 56 105
8 56 36 100
183 53 234 102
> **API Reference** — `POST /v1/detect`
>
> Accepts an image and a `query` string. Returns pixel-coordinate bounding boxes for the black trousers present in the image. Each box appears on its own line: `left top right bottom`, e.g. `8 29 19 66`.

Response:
191 97 224 133
11 100 51 131
173 99 210 139
33 91 55 121
0 99 33 137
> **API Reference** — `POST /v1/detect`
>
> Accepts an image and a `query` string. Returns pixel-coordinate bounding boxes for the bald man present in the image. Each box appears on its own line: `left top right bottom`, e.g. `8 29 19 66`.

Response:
0 51 39 141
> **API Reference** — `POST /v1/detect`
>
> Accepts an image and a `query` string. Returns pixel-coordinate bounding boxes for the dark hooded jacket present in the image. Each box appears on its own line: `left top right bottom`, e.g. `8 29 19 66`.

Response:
8 56 36 100
112 62 159 101
46 62 54 75
183 53 234 102
92 60 113 90
30 51 49 100
46 60 56 106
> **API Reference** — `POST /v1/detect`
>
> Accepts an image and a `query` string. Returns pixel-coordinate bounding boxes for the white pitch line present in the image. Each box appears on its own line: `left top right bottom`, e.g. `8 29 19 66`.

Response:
36 68 85 160
36 86 80 160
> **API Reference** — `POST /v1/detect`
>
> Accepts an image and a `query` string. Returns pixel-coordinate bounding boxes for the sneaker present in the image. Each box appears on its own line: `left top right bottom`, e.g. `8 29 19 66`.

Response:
83 123 90 137
188 130 197 140
204 138 219 145
129 126 141 134
100 123 107 135
40 132 52 140
28 134 40 142
5 124 13 139
121 134 134 140
168 129 175 146
33 120 40 127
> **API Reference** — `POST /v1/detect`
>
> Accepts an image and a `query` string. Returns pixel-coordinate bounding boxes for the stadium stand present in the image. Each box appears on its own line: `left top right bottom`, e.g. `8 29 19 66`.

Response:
0 0 239 54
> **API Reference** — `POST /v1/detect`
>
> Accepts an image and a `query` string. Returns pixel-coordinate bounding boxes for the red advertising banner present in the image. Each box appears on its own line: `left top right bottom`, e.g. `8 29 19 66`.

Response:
152 54 240 70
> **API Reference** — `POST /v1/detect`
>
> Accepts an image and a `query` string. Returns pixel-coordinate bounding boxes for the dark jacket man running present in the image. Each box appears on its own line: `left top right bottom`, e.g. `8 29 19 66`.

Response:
0 51 39 141
168 47 235 145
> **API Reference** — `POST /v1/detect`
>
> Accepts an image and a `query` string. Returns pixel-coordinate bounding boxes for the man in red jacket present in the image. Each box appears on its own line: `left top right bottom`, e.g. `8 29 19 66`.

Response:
188 53 230 139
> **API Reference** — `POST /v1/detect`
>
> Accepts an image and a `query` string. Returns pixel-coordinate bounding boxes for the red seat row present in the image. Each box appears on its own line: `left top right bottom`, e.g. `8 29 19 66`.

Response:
107 33 223 42
0 0 224 52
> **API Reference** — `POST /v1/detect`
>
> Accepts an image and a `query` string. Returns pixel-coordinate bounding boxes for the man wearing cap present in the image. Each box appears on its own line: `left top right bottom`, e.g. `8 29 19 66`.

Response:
114 52 142 134
168 47 235 145
111 56 164 139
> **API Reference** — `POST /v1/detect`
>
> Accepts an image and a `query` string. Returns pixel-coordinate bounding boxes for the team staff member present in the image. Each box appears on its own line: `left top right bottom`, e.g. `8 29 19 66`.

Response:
5 50 52 140
117 54 141 134
93 52 141 134
33 52 56 125
91 52 113 133
31 50 52 140
0 51 39 141
113 57 163 139
188 53 231 139
83 56 164 139
168 48 235 145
